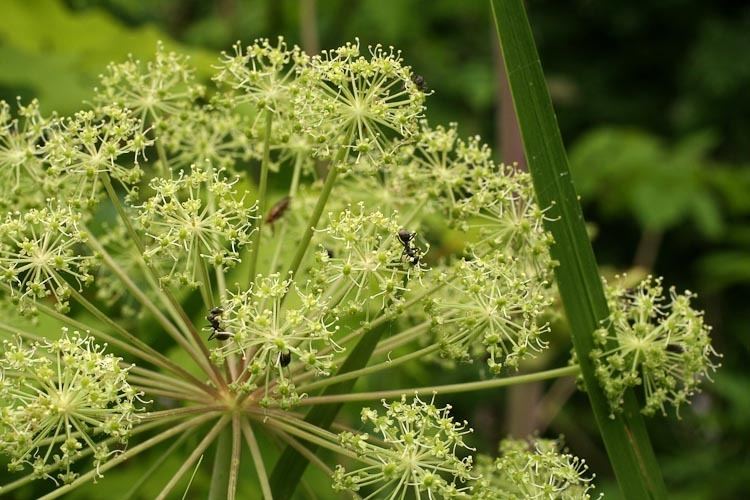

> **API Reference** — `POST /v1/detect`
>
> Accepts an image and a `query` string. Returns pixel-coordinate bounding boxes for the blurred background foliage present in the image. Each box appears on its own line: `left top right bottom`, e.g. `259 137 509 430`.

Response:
1 0 748 498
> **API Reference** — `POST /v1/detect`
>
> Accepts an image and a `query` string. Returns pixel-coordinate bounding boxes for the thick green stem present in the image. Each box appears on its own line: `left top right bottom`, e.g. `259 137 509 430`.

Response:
227 414 242 500
298 365 579 405
208 426 232 500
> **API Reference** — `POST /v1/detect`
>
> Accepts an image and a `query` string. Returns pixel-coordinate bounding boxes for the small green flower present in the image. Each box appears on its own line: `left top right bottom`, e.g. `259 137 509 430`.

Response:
159 103 255 171
472 437 597 499
0 99 56 210
311 203 423 315
136 162 257 288
0 330 142 484
214 36 308 116
591 275 720 416
44 107 151 205
333 395 475 499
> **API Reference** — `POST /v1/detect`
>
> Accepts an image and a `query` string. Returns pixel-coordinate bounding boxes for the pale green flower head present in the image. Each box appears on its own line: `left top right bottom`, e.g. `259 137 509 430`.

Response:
136 162 257 288
0 206 95 314
592 275 720 416
333 395 475 499
214 36 309 116
159 103 255 171
310 203 426 316
44 107 151 206
427 254 552 374
214 274 339 409
294 39 427 166
0 330 142 484
95 41 204 126
472 437 597 499
0 99 56 211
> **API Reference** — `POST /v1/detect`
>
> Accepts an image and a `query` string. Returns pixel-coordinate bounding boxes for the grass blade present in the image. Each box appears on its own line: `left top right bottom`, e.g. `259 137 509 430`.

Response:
490 1 668 498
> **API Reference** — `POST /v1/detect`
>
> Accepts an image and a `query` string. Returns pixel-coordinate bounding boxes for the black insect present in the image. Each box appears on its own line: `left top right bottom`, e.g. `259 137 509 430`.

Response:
278 350 292 367
325 247 335 259
206 306 231 341
411 73 428 93
397 229 421 266
265 196 291 225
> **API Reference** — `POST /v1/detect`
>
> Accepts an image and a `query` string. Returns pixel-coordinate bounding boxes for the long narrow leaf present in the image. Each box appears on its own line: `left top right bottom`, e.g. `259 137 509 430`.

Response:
490 1 667 498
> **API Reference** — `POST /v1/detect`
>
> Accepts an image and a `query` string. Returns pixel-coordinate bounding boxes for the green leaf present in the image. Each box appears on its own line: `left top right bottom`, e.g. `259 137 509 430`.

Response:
490 1 668 498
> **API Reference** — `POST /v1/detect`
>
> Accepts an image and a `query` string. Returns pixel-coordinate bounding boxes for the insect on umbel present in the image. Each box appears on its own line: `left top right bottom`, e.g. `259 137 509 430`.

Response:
206 306 231 341
397 229 421 266
265 196 291 225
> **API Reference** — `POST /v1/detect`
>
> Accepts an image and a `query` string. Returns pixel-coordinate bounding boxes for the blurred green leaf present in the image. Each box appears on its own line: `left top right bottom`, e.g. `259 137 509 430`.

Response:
0 0 214 114
569 127 724 237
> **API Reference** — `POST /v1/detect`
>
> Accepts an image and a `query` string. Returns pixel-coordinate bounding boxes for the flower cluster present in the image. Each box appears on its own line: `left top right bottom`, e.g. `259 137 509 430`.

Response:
333 396 474 498
0 37 719 498
295 39 427 165
591 275 720 416
215 274 339 408
0 207 95 314
311 204 423 316
0 99 54 211
472 438 597 499
427 254 552 373
0 331 141 484
44 108 150 205
95 41 204 126
136 163 256 287
214 37 308 116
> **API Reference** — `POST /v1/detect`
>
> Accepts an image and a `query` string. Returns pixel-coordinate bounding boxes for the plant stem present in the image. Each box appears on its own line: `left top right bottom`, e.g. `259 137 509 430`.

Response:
297 365 579 405
156 416 229 500
227 414 242 500
120 428 196 500
241 418 273 500
296 343 440 393
268 428 333 475
82 236 216 390
283 130 353 291
248 110 274 284
208 427 231 500
39 413 218 500
257 415 365 464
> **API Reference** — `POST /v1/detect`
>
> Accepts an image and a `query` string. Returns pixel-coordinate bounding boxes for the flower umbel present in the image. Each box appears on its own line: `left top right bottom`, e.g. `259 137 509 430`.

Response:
472 437 597 499
137 162 257 287
0 331 141 484
333 396 475 499
592 275 720 416
0 207 94 314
